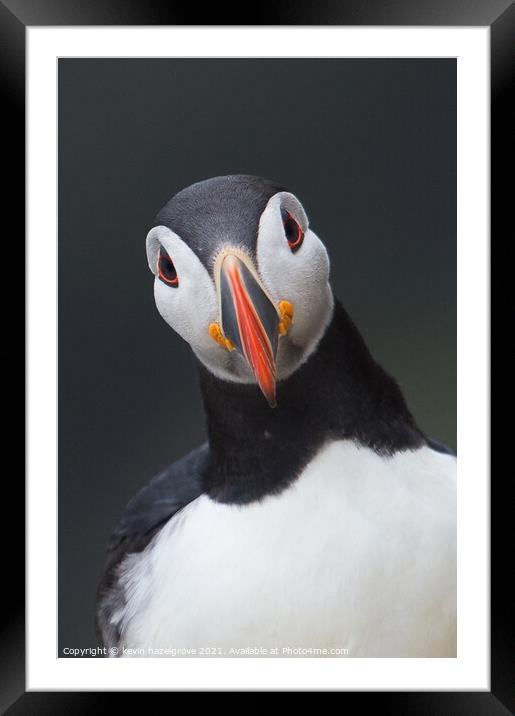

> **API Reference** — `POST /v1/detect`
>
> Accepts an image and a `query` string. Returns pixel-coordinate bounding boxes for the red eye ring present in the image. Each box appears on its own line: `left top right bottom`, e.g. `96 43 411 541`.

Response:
157 249 179 287
281 209 304 253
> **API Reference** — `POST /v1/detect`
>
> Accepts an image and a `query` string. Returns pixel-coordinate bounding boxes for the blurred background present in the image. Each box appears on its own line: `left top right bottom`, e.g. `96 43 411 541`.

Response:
58 58 456 653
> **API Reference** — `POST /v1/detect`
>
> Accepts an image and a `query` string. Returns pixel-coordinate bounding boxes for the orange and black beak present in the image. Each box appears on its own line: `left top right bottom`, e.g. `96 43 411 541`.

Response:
217 253 280 407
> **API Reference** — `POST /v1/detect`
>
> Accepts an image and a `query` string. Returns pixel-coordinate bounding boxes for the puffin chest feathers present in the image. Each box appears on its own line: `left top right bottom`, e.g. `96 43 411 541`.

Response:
116 440 456 658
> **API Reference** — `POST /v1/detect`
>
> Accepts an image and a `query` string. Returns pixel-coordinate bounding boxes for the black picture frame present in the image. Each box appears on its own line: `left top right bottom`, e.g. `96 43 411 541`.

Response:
3 0 505 709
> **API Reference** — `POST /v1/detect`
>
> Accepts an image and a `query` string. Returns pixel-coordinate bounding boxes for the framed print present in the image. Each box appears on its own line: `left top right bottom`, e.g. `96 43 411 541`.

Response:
2 0 507 709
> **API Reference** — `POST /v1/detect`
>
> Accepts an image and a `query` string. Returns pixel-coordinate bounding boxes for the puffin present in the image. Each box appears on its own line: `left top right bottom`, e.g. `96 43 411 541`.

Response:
96 174 456 658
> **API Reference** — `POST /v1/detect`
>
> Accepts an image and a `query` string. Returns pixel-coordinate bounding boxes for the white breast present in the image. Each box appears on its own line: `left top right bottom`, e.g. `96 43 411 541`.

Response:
116 441 456 657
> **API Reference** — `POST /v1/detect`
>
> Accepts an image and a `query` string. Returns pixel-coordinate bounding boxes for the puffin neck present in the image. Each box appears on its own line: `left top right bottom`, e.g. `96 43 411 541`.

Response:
198 299 424 505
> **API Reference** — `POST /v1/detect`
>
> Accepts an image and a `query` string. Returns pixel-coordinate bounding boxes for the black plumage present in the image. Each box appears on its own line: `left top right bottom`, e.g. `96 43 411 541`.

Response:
199 298 425 504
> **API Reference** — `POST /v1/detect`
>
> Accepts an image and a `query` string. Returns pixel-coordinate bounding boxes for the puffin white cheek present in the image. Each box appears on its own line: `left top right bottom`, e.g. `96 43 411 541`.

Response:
258 229 331 347
153 276 218 353
286 241 331 346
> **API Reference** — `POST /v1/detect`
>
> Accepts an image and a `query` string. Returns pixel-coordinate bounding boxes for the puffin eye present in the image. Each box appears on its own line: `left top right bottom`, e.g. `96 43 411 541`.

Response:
157 247 179 287
281 208 304 253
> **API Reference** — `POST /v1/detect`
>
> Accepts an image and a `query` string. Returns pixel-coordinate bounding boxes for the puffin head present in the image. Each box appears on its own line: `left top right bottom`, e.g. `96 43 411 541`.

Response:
146 175 333 407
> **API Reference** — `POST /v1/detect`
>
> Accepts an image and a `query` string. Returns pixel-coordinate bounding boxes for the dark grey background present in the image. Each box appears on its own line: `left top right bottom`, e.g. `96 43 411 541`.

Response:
58 58 456 653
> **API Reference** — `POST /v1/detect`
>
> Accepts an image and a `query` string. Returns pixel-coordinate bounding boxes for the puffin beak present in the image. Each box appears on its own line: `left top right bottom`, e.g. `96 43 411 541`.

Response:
218 253 279 407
